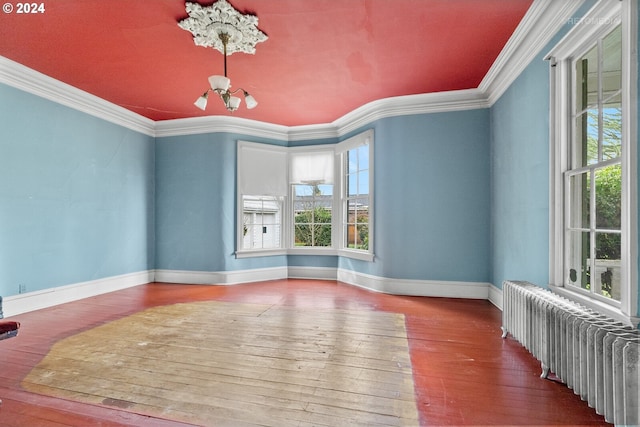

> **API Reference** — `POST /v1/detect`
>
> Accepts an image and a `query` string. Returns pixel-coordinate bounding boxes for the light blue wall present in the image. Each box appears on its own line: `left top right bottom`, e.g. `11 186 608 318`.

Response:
155 133 291 272
341 111 491 282
0 84 155 296
156 109 491 284
490 58 550 289
489 9 590 291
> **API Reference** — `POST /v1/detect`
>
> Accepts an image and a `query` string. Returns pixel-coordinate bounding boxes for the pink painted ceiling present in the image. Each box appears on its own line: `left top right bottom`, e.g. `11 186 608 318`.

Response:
0 0 533 127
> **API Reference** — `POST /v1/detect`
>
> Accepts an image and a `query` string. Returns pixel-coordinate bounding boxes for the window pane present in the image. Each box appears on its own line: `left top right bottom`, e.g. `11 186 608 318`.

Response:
575 45 598 112
348 150 358 174
242 196 282 249
357 145 369 170
348 173 357 196
567 231 590 290
574 112 598 167
595 164 621 230
354 195 369 214
346 223 356 248
294 224 332 247
293 184 332 247
346 222 368 250
602 26 622 96
357 170 369 195
568 172 590 229
294 224 310 246
595 232 621 301
602 105 622 160
353 224 369 250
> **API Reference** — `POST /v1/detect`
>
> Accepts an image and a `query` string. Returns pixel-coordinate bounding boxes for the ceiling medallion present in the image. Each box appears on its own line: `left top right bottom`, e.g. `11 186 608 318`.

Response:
178 0 268 55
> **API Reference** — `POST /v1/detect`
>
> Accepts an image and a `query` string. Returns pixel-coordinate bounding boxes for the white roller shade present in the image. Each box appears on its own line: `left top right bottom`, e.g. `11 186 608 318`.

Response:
238 142 288 196
290 151 334 185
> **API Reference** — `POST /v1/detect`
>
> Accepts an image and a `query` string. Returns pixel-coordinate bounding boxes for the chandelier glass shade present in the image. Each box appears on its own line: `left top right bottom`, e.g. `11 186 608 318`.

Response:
193 32 257 112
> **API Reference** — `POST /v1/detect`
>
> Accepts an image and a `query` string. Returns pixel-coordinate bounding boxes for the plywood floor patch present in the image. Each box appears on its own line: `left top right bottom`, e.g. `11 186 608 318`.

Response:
21 301 418 426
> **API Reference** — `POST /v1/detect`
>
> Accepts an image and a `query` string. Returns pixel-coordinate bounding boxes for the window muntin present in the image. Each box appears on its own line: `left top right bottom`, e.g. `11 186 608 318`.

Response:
566 24 623 302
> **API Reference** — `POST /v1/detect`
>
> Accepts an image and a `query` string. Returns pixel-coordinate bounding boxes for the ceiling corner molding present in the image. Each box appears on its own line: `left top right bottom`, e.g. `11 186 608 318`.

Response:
479 0 585 106
333 89 490 137
154 115 290 140
286 125 339 142
155 89 489 141
0 56 155 136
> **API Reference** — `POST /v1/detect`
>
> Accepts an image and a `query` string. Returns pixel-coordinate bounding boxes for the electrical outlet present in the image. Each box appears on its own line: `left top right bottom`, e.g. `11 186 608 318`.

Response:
18 284 26 294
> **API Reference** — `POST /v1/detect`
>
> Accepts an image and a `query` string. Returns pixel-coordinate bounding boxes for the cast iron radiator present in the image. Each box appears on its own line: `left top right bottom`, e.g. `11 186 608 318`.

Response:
501 280 639 425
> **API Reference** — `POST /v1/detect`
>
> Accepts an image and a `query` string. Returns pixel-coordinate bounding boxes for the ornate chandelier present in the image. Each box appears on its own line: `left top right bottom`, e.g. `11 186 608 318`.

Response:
178 0 268 112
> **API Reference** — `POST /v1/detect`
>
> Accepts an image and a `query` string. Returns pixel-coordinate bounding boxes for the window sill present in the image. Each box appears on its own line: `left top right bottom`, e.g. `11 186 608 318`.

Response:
337 249 374 262
235 247 375 262
235 249 287 259
288 247 338 257
549 284 639 328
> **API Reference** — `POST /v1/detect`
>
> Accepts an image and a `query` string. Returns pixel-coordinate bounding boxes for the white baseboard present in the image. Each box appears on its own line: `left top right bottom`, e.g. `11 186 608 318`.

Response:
154 267 288 285
156 267 491 299
3 267 499 317
488 284 504 310
287 266 338 281
2 270 153 317
337 269 491 299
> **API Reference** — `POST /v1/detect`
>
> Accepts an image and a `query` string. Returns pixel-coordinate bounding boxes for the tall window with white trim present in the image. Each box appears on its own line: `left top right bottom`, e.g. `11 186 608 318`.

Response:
338 130 373 255
548 0 637 324
345 144 370 250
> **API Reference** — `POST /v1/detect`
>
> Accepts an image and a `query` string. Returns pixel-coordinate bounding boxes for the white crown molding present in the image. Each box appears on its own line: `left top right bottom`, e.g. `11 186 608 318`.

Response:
332 89 489 138
155 89 489 141
154 115 291 140
0 56 155 137
1 0 581 140
479 0 585 106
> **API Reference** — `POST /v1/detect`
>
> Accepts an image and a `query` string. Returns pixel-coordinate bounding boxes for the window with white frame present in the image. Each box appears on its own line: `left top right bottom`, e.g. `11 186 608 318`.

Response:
236 130 374 260
548 0 637 323
237 142 288 253
342 138 372 251
290 150 334 248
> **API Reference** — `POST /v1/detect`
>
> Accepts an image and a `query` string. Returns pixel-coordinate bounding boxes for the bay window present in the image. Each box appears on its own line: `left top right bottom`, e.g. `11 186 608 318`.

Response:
236 130 374 260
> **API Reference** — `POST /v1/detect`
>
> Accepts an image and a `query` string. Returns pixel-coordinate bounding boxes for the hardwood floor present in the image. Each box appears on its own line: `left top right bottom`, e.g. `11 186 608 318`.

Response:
0 279 610 426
